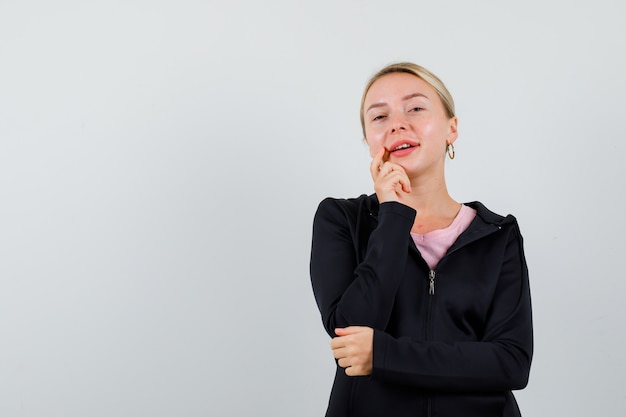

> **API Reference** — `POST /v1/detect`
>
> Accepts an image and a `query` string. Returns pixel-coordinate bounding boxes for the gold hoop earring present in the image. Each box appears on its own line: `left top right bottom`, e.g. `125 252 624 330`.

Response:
447 143 455 160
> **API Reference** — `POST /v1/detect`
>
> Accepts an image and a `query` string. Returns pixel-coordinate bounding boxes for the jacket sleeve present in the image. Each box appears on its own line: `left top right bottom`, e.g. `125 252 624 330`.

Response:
371 221 533 392
310 198 416 336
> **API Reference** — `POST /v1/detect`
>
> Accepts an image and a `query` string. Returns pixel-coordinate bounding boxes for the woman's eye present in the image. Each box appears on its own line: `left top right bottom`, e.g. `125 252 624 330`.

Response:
372 114 386 121
410 107 423 112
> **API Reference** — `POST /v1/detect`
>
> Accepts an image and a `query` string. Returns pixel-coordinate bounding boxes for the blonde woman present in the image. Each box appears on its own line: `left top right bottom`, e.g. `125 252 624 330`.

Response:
310 62 533 417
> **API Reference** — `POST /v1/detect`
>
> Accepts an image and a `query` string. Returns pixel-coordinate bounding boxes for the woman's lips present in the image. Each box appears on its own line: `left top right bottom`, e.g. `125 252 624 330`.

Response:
390 143 419 157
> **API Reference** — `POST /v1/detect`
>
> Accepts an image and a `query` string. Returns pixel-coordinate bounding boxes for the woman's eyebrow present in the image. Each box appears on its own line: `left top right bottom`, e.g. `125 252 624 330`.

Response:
403 92 429 101
366 93 429 113
366 102 387 113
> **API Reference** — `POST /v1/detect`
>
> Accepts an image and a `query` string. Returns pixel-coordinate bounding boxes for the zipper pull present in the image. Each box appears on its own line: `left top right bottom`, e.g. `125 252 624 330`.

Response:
429 270 435 295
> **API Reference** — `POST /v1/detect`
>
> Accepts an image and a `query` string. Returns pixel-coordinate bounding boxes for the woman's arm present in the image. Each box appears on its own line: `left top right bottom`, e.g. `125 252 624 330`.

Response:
310 198 415 336
371 223 533 392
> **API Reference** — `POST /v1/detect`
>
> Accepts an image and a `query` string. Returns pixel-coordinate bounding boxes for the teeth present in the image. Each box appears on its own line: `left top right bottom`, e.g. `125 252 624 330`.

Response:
394 143 412 151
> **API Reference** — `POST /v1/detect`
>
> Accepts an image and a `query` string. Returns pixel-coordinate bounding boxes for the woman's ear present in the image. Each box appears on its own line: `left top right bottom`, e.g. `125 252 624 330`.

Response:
447 117 459 144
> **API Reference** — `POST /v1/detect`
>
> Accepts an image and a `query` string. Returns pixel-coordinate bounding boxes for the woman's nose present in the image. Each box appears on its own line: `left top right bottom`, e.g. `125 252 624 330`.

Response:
390 115 407 133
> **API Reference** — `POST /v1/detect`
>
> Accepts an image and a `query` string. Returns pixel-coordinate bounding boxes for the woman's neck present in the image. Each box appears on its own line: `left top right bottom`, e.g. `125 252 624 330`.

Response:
401 172 458 217
403 187 461 234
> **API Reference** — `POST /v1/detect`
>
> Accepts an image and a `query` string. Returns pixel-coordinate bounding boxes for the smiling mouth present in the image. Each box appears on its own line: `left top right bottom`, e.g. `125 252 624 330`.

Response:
391 143 417 152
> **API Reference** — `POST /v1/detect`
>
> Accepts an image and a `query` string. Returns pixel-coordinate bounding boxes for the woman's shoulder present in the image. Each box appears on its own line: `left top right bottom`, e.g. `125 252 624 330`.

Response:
317 193 377 212
314 194 378 223
465 201 519 225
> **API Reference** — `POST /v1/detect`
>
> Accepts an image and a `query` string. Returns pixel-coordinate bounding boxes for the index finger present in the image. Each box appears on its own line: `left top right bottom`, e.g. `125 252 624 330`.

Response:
330 337 346 350
369 147 389 177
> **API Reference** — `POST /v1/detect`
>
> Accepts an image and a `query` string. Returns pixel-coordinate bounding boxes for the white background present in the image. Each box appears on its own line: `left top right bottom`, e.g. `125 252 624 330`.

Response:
1 1 625 416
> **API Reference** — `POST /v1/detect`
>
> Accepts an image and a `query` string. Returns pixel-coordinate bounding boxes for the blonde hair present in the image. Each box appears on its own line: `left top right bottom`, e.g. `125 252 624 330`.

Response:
360 62 456 138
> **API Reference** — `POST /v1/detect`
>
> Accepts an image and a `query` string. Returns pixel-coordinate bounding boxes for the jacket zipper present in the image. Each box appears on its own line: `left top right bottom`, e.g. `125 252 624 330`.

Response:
428 270 435 295
424 269 435 341
424 269 435 417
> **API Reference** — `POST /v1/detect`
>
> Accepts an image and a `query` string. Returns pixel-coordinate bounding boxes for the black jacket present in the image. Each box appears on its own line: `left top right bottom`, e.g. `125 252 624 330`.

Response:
310 195 533 417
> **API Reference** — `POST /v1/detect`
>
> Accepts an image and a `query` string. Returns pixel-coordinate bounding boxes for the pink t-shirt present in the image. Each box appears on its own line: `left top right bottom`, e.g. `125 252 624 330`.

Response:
410 204 477 270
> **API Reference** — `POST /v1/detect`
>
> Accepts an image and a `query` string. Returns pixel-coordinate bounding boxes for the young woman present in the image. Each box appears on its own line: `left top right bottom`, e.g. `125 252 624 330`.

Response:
310 62 533 417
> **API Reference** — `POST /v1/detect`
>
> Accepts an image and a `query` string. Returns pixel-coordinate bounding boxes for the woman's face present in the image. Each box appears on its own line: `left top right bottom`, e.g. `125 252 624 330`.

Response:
363 72 457 176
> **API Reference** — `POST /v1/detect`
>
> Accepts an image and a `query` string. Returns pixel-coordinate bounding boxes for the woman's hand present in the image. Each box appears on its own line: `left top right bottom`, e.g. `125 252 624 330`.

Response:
331 326 374 376
370 147 411 203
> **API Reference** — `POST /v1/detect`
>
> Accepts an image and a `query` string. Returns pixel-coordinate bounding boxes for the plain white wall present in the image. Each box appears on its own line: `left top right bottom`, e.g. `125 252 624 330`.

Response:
1 1 624 416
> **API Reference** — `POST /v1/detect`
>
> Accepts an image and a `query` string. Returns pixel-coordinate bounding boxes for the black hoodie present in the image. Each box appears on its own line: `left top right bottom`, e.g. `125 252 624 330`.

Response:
310 195 533 417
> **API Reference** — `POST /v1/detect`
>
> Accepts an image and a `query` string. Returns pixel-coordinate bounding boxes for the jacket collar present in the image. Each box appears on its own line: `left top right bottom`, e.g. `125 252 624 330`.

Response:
364 194 512 227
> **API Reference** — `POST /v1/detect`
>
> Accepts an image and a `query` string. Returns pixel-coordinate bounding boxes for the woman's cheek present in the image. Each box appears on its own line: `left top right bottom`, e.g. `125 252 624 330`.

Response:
368 144 377 158
366 136 384 158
